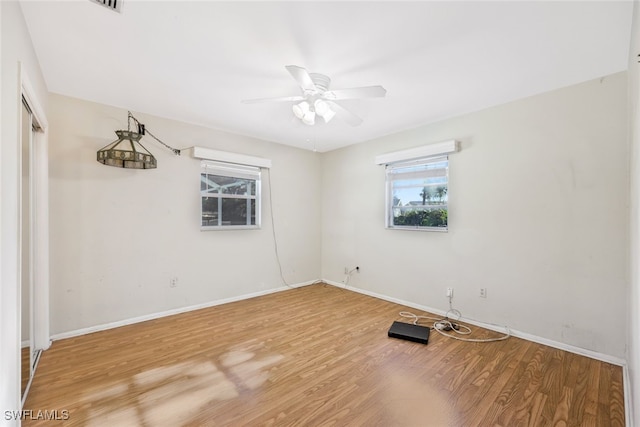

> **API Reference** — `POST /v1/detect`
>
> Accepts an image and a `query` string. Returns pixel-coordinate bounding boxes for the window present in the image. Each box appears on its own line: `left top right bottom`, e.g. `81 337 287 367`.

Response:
386 156 449 231
201 161 261 230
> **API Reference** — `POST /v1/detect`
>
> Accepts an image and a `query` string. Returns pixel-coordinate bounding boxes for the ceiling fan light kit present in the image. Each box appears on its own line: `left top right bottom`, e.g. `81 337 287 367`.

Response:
319 105 336 123
301 109 316 126
314 99 329 116
292 101 309 119
242 65 386 127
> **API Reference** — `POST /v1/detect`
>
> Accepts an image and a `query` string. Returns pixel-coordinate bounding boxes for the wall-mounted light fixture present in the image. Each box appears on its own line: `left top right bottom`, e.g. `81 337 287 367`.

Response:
97 111 180 169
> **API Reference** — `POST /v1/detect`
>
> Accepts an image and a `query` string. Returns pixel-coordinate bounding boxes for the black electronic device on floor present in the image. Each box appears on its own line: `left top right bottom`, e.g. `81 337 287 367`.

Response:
387 321 430 344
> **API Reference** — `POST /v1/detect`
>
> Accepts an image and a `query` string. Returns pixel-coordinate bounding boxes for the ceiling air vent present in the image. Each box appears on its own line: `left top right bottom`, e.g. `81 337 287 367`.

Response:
89 0 122 13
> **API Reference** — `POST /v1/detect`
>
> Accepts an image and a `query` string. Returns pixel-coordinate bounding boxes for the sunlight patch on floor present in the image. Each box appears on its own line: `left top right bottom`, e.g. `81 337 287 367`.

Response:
80 341 284 426
377 369 454 426
136 360 238 426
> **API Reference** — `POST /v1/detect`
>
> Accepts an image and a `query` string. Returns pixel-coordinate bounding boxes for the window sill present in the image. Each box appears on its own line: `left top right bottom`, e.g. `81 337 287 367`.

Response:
386 225 448 232
201 225 261 231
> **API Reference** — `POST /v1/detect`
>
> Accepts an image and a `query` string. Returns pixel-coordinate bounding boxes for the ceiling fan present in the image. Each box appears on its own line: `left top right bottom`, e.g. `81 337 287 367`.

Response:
241 65 386 126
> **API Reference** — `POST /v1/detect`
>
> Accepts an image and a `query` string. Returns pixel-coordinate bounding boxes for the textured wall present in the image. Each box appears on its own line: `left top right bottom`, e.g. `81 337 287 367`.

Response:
321 73 629 358
48 94 321 335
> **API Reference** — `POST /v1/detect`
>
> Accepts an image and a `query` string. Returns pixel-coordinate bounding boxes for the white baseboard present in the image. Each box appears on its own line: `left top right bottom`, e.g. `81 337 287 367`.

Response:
327 280 633 423
48 278 632 426
50 280 317 342
323 279 627 367
52 277 623 367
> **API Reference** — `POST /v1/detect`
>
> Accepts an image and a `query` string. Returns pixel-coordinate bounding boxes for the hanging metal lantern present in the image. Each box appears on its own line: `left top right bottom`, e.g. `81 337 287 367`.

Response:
97 130 157 169
97 111 180 169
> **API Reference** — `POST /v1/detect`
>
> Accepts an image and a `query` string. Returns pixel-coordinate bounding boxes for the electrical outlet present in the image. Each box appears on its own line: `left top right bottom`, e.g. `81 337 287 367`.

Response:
170 277 178 288
480 288 487 298
446 287 453 298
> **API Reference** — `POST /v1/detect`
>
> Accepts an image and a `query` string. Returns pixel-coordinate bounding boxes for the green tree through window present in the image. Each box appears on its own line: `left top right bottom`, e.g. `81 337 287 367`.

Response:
386 156 449 231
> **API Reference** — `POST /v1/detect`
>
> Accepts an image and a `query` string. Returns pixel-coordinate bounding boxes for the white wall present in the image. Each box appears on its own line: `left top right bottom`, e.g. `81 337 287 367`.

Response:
48 94 321 335
0 1 48 424
2 1 635 420
321 72 629 359
628 1 640 424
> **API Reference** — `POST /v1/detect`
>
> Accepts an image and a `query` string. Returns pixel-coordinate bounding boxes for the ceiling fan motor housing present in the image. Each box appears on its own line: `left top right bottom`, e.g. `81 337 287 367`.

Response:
308 73 331 93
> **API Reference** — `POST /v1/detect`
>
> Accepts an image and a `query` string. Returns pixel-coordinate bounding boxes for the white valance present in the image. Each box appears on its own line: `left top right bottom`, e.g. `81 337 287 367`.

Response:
190 146 271 169
375 140 458 165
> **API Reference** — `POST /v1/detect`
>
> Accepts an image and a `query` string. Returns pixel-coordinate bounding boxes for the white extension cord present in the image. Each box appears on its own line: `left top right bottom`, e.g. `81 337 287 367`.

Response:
342 267 359 287
399 295 510 343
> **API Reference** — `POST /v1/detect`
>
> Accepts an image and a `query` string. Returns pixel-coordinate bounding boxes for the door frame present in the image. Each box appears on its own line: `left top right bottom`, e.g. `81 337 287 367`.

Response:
19 65 50 359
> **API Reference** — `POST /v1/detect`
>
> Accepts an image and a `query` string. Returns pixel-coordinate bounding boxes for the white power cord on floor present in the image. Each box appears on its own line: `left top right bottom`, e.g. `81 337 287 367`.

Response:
398 295 510 343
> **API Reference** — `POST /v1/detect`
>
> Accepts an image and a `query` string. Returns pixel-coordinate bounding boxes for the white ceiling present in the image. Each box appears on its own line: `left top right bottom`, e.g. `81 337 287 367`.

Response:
20 1 633 152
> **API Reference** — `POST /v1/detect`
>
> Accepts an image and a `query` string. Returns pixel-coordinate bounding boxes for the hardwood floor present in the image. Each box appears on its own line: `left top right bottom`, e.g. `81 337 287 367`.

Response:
24 284 625 426
21 346 30 396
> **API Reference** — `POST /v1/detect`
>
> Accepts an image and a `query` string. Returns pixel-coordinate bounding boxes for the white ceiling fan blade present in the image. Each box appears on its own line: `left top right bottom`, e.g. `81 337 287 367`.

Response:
323 85 387 101
241 95 305 104
327 101 363 127
285 65 317 92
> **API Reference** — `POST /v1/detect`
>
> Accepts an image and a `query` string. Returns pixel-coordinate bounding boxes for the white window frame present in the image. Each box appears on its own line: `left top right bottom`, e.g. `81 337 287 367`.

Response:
385 155 450 232
200 161 261 230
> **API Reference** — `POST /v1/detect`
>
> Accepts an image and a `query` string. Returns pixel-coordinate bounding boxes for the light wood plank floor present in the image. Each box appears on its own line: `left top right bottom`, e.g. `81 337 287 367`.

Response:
24 284 625 426
22 346 30 397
